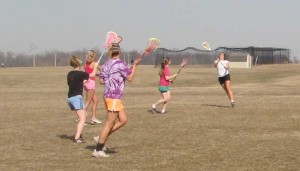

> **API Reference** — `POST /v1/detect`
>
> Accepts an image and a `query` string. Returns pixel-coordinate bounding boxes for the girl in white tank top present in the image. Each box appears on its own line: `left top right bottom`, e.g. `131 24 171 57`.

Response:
214 52 235 107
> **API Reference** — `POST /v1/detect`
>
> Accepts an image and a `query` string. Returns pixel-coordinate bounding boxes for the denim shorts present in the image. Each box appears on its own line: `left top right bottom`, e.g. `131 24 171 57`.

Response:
67 95 84 111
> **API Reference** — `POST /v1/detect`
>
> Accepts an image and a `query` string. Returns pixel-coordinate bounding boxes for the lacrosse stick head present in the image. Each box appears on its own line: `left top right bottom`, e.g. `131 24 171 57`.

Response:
145 38 160 53
104 31 117 48
180 58 188 67
114 36 123 44
202 42 211 51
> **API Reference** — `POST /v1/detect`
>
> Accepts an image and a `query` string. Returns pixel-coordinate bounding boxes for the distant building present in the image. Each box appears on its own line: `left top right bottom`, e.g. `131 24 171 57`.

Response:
155 46 290 67
227 53 252 68
217 47 290 65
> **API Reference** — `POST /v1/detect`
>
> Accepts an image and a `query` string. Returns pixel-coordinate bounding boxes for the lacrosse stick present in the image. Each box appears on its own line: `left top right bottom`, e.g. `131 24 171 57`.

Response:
202 41 225 67
137 38 160 59
114 36 123 44
97 31 118 63
172 58 188 82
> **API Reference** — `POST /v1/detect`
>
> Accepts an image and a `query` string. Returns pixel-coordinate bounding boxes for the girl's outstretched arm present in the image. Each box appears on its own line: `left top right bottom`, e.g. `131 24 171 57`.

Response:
165 74 178 81
127 58 141 82
89 62 100 77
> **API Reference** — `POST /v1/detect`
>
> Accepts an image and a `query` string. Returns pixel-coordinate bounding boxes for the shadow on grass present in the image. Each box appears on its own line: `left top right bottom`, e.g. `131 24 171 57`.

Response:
147 109 155 114
147 109 165 114
85 145 117 154
57 134 73 140
202 104 231 108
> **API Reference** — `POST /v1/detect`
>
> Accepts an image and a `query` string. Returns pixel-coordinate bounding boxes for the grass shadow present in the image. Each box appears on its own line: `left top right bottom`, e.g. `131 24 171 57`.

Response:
202 104 231 108
147 109 155 114
147 109 165 114
57 134 73 140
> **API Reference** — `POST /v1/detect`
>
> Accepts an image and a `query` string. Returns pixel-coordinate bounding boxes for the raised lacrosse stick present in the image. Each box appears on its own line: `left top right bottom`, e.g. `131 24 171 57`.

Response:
202 41 225 67
172 58 188 82
177 58 188 74
202 42 212 51
97 31 118 63
114 36 123 44
137 38 160 59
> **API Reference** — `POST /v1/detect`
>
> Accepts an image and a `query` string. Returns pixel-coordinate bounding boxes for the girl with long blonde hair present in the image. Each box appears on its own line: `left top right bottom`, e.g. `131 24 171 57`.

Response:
83 50 102 124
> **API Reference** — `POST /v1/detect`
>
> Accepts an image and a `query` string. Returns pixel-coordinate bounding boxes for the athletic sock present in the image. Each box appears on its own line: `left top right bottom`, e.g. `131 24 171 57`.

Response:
96 143 105 151
161 110 165 113
152 104 156 109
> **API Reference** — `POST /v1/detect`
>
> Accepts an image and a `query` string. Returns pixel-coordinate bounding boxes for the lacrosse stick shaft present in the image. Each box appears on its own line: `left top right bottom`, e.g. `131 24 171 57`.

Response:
177 67 183 74
208 49 226 68
97 49 106 63
137 51 147 60
173 65 185 82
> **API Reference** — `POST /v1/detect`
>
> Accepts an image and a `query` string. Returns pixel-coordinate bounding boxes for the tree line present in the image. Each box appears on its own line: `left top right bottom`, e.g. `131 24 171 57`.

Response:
0 48 298 68
0 49 157 67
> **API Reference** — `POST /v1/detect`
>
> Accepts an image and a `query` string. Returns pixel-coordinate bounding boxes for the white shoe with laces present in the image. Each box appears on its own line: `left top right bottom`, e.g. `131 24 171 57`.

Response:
92 149 109 157
91 118 102 124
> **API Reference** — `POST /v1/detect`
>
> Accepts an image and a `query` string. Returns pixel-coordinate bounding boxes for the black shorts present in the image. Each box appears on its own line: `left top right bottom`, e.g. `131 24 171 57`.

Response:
218 74 231 85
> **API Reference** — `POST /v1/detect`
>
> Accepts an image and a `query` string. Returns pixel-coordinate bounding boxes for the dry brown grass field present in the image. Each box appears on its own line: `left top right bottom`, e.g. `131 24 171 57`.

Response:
0 64 300 171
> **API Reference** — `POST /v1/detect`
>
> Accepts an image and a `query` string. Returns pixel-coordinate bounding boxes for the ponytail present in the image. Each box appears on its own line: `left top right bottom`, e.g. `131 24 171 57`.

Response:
159 57 170 76
107 43 121 58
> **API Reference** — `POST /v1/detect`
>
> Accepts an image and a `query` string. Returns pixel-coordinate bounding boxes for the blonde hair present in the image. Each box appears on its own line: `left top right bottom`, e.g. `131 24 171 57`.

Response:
107 43 121 58
70 56 82 67
86 50 96 64
159 57 171 76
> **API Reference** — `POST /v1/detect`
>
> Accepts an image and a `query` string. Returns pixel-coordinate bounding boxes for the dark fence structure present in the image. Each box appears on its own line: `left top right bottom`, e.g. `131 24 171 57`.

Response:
155 47 290 67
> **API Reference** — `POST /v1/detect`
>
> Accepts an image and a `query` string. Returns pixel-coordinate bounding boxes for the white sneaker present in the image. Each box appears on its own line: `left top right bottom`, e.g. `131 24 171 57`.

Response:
92 149 109 157
91 118 102 124
231 101 236 108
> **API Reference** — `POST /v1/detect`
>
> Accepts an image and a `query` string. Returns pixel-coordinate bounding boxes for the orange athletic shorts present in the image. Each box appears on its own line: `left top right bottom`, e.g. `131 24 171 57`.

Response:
104 98 123 112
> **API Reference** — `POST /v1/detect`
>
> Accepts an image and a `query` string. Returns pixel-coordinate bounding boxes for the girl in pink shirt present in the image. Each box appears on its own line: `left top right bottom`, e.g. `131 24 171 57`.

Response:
151 57 178 114
83 50 102 124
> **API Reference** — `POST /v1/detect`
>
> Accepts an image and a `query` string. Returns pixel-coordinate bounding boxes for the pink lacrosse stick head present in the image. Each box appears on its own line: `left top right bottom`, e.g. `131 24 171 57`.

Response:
114 36 123 44
181 58 188 67
145 38 160 53
104 31 117 48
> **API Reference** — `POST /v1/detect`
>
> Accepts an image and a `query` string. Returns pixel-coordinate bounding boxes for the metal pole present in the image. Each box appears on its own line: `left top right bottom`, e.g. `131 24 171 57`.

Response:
255 56 258 66
33 53 36 67
55 53 57 67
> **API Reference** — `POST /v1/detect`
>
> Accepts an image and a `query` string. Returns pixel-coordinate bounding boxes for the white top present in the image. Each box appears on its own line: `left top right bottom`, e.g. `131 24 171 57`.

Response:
215 60 229 77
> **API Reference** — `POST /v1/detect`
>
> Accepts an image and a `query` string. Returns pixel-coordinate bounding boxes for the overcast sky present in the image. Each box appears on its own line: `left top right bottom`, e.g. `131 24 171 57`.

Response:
0 0 299 57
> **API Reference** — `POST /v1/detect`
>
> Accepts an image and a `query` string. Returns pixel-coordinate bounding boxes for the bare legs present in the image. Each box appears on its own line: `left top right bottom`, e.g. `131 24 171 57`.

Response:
74 109 86 139
221 80 235 105
91 94 98 120
152 91 171 113
85 89 99 121
98 109 127 145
